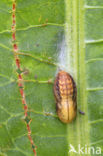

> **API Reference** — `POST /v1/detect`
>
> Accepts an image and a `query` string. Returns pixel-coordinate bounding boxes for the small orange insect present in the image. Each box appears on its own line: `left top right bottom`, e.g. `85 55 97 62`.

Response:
54 70 77 123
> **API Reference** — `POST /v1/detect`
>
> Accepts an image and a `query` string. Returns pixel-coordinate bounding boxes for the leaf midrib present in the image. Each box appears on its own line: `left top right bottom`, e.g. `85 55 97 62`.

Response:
65 0 90 155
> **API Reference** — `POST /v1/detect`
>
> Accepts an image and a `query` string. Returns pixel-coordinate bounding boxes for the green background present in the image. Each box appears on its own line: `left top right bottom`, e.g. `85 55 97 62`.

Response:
0 0 103 156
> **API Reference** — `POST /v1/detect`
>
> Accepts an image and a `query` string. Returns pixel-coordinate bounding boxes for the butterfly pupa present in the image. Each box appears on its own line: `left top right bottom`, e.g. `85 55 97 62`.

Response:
54 71 77 123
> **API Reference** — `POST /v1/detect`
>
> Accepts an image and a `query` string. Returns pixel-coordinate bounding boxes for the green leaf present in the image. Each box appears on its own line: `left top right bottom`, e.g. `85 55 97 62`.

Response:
0 0 103 156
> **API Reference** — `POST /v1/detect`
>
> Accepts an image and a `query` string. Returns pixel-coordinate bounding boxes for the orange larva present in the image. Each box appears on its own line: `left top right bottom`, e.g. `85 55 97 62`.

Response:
53 70 77 123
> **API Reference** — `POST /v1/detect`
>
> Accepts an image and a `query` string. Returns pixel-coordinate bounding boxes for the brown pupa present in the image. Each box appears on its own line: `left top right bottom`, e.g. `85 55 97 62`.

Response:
54 70 77 123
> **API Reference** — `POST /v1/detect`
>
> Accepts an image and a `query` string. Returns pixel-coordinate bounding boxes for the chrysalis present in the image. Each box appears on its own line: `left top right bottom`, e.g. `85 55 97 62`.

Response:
54 71 77 123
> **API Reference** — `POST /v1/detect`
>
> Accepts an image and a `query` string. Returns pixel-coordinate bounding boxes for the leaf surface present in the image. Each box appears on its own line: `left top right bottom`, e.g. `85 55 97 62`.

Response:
0 0 103 156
